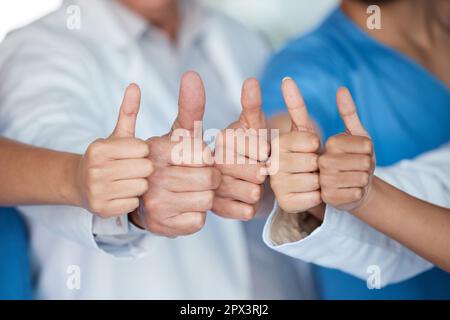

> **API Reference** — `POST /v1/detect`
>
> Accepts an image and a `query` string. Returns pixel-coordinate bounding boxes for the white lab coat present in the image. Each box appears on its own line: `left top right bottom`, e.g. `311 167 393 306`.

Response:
264 142 450 287
0 0 316 299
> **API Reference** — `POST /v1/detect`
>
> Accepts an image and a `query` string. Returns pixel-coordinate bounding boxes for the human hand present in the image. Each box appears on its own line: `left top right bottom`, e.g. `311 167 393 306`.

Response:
212 78 269 220
77 84 154 217
130 71 221 237
319 87 375 211
269 78 322 215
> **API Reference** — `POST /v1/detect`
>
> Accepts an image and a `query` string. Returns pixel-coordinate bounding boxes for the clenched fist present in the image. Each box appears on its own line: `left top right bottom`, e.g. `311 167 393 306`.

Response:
319 87 375 211
213 78 269 220
77 84 154 217
130 71 221 237
269 78 322 214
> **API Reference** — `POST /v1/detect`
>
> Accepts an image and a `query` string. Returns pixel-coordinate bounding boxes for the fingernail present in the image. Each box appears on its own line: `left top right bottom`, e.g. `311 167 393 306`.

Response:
282 77 292 81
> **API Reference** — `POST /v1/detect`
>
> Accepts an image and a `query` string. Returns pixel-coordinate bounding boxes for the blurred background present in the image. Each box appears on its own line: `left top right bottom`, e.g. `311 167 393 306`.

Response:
0 0 339 47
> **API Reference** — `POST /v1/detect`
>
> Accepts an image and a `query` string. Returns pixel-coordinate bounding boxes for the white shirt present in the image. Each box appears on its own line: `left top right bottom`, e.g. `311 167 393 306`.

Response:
263 142 450 288
0 0 315 299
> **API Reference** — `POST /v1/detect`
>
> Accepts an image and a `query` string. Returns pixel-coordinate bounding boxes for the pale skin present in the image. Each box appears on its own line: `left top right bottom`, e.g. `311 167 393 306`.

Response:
213 78 270 221
129 71 221 237
0 84 154 217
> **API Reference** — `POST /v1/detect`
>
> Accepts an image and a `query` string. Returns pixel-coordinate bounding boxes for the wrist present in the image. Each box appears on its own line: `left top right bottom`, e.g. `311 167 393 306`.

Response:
60 153 84 207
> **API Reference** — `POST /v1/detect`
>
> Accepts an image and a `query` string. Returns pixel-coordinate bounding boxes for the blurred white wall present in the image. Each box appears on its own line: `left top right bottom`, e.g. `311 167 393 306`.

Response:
0 0 62 42
202 0 339 47
0 0 339 47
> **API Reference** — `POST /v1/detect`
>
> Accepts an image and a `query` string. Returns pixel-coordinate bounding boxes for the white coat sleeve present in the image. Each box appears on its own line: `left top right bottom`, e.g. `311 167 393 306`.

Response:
263 142 450 286
0 28 150 258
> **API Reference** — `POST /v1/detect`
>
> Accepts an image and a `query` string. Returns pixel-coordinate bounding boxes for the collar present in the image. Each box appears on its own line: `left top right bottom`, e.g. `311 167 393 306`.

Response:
70 0 207 50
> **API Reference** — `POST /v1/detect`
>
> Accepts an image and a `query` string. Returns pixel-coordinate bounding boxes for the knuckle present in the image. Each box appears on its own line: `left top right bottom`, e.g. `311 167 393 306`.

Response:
309 135 320 151
241 205 256 221
144 197 161 213
360 155 372 170
318 154 331 170
203 191 215 210
320 188 333 204
354 188 364 201
145 160 155 175
86 140 104 159
360 172 370 186
249 185 263 204
254 169 266 184
310 191 322 206
138 140 150 156
363 138 374 154
190 213 206 231
138 179 149 193
311 174 320 190
310 154 319 171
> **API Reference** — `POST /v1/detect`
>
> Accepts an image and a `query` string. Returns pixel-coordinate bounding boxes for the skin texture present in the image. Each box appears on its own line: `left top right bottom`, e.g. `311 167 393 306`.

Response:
76 84 154 217
319 87 375 211
130 71 221 238
213 78 269 221
269 78 323 216
319 87 450 272
0 84 155 218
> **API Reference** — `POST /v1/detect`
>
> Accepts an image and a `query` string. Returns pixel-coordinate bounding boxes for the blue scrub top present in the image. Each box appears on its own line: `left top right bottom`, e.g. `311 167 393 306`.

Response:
261 8 450 299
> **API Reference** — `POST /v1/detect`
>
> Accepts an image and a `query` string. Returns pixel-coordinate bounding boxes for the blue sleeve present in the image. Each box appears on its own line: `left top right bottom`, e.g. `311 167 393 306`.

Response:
260 39 344 139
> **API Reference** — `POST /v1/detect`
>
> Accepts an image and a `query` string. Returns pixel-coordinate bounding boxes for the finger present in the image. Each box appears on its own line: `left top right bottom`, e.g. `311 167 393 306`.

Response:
240 77 266 129
149 136 213 167
172 71 205 134
162 190 215 213
277 191 322 214
111 83 141 138
103 159 154 180
277 152 318 173
320 172 370 189
150 166 221 192
325 134 373 154
102 138 150 159
212 197 258 221
318 153 373 172
164 211 206 235
104 198 140 216
336 87 369 137
272 173 320 193
281 77 313 132
321 187 364 207
215 128 270 162
274 131 320 153
216 175 264 204
109 179 149 199
215 162 266 185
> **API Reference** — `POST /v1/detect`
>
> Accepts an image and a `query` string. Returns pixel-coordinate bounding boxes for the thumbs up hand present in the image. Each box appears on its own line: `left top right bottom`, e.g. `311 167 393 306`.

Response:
318 87 375 211
212 78 270 221
269 78 322 214
130 71 221 237
77 84 154 216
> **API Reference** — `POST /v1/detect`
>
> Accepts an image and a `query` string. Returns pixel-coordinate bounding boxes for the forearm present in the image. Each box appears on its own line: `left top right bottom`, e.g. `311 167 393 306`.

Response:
353 176 450 272
0 138 82 207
